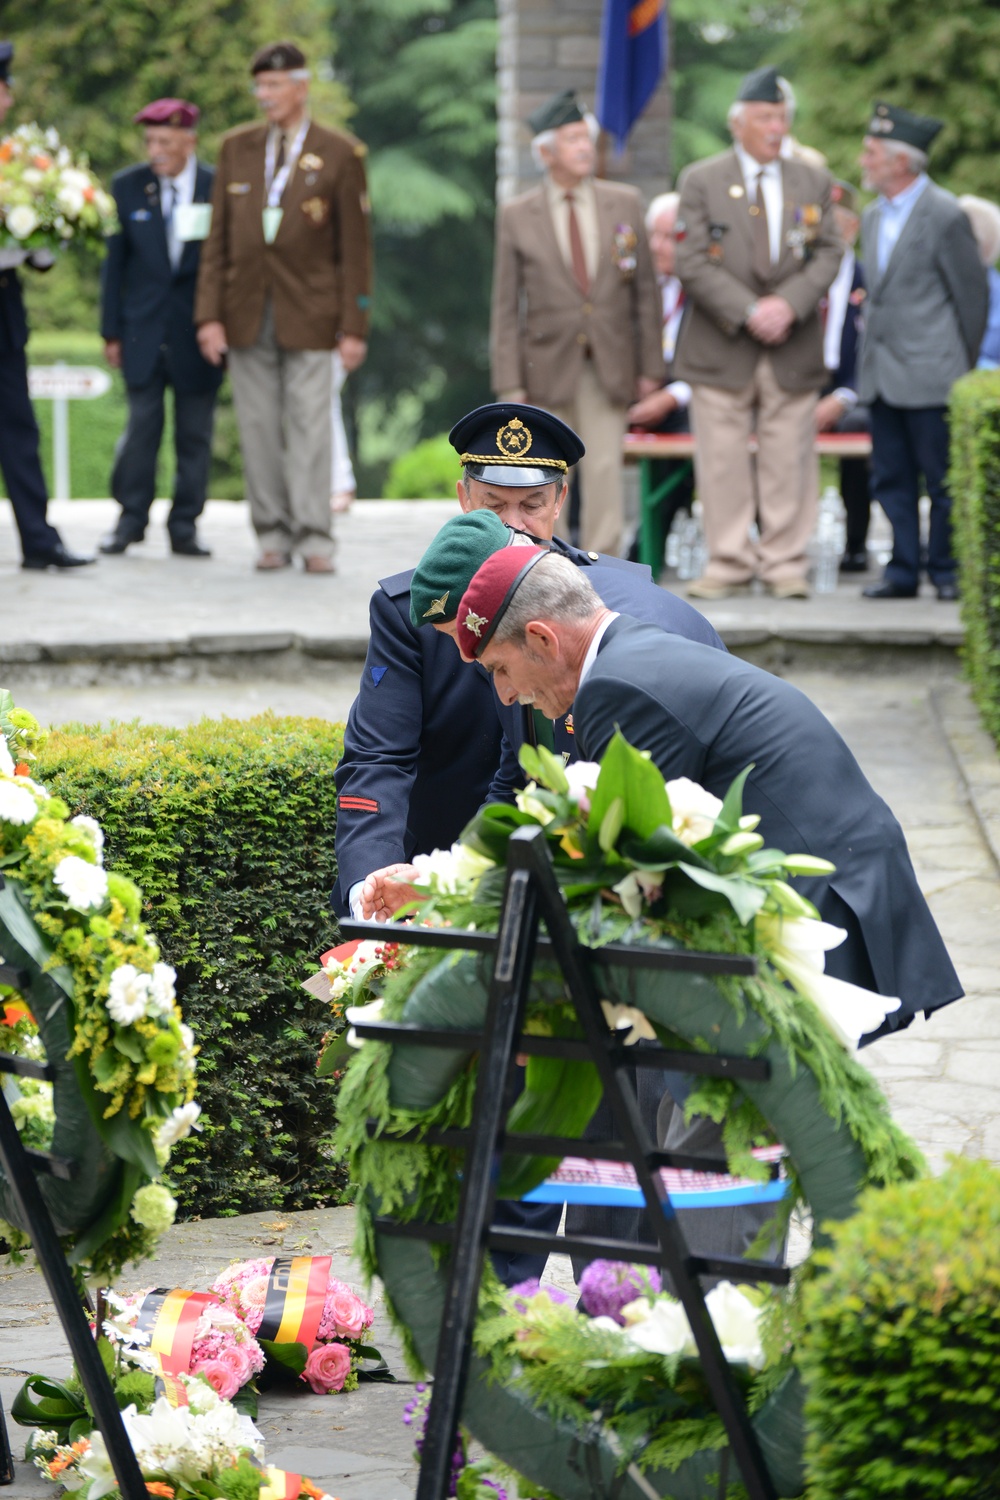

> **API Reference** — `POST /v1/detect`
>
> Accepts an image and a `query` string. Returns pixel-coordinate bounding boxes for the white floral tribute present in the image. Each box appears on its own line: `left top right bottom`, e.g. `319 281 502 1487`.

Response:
0 123 117 250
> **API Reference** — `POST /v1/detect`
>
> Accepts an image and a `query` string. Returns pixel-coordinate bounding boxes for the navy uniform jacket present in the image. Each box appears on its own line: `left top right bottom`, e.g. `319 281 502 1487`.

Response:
332 544 724 914
0 263 30 355
575 616 963 1035
100 162 223 394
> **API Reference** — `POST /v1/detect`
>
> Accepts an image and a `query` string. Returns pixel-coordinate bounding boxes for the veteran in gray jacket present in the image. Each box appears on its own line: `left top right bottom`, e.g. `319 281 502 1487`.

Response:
858 103 987 601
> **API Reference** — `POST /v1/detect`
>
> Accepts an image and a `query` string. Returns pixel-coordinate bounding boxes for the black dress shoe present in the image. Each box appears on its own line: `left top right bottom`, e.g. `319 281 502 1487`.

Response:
862 579 917 599
99 527 144 555
22 542 96 570
936 580 959 601
839 550 869 574
170 536 212 557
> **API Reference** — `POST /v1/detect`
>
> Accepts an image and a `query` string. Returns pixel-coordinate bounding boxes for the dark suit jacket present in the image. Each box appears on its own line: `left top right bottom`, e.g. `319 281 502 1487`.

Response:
574 616 962 1033
859 181 987 408
0 266 29 355
195 120 372 350
101 162 223 394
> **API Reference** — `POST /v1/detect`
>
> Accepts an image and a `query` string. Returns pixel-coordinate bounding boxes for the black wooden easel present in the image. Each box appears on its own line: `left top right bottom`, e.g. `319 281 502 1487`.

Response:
0 887 149 1498
341 825 790 1500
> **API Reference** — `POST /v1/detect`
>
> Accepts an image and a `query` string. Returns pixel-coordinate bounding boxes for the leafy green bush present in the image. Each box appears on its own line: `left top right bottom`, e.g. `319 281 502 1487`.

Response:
34 715 345 1220
949 370 1000 742
382 432 461 499
797 1156 1000 1499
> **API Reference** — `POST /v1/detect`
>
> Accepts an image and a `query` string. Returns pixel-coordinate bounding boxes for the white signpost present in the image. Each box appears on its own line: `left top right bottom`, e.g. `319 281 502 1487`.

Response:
28 362 113 501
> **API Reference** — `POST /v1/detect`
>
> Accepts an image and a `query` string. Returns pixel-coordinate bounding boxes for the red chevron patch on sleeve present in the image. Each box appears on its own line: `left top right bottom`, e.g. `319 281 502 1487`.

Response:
338 795 380 814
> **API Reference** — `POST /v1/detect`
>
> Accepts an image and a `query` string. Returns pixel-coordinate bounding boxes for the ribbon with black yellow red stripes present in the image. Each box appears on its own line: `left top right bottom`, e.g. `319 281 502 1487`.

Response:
259 1468 303 1500
257 1255 332 1352
135 1288 218 1405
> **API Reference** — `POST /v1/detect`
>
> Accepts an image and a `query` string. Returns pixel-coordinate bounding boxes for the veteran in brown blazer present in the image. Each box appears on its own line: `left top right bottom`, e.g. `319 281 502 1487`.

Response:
490 90 663 557
195 40 372 573
674 66 841 598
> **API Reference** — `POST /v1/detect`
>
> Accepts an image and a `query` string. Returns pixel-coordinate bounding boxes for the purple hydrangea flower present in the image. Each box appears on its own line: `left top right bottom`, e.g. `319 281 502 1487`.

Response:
578 1260 661 1324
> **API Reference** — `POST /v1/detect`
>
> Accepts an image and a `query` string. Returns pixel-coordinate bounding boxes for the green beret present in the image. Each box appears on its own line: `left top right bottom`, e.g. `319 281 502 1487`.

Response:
527 89 585 136
409 511 513 628
736 66 783 104
867 101 942 154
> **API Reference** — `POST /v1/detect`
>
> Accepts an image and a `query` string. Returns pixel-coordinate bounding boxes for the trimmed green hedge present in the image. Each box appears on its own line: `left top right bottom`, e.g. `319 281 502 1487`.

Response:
949 370 1000 741
34 715 344 1220
797 1157 1000 1499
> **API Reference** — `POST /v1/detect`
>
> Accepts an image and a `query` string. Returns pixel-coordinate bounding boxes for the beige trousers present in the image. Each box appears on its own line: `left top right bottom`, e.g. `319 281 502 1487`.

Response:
228 301 335 559
689 355 818 585
546 359 629 557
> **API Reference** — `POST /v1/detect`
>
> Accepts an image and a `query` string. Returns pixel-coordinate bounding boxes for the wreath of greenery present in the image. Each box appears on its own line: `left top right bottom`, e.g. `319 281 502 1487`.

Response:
0 692 199 1284
331 737 923 1497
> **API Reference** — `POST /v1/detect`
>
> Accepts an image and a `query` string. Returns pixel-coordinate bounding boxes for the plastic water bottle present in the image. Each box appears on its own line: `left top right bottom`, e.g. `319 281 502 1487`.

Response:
812 486 845 594
676 514 696 579
689 502 708 579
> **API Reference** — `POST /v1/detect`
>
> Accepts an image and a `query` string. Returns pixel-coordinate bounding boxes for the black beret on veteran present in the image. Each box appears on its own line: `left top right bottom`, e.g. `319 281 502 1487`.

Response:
250 40 307 74
449 402 585 488
867 102 943 154
736 65 784 104
527 88 585 135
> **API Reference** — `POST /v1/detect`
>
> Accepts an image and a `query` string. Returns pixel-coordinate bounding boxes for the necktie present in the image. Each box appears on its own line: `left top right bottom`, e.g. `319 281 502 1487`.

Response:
752 169 772 284
565 192 589 295
275 132 287 174
532 708 556 751
162 182 179 269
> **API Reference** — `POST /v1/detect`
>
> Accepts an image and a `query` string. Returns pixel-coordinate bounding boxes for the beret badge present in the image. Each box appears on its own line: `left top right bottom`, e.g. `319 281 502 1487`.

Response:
463 610 490 639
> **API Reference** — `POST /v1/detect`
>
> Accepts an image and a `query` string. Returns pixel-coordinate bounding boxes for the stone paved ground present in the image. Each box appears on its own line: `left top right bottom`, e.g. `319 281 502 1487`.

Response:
1 496 998 1497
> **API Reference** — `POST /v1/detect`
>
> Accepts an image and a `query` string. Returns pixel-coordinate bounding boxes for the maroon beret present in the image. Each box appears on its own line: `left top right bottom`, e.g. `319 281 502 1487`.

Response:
133 98 199 129
251 41 307 74
455 546 549 662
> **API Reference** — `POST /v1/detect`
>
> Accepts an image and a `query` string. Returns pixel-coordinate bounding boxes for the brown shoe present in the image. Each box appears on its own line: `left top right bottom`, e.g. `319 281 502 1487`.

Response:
767 577 811 599
255 551 292 571
686 578 752 601
303 555 336 574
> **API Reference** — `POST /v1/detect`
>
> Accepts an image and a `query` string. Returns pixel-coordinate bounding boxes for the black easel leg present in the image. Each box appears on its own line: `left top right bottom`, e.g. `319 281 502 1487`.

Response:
0 1097 148 1500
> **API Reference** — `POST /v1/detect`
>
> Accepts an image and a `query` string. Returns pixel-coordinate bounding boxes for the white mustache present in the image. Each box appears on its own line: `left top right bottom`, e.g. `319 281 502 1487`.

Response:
516 693 536 706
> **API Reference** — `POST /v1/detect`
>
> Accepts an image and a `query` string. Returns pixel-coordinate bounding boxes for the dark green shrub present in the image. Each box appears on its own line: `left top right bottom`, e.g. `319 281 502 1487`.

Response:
34 715 344 1220
797 1157 1000 1499
949 371 1000 743
382 433 461 498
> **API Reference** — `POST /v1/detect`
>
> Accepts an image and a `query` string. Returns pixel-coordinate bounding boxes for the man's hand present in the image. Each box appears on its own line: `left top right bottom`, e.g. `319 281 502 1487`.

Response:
361 863 423 921
104 339 123 370
337 334 368 373
634 375 660 401
629 387 679 427
197 321 229 367
746 296 795 346
815 393 847 433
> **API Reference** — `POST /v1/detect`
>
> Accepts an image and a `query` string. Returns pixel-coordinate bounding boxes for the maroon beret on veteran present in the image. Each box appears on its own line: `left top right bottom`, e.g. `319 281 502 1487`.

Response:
133 98 200 128
455 545 549 662
251 40 307 74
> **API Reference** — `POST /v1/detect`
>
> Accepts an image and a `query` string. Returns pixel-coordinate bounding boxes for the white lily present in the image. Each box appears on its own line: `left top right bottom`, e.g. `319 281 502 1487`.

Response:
515 783 556 825
757 912 900 1049
704 1282 765 1368
75 1431 117 1499
612 869 664 918
345 996 386 1047
665 777 723 845
600 1000 657 1046
620 1296 693 1356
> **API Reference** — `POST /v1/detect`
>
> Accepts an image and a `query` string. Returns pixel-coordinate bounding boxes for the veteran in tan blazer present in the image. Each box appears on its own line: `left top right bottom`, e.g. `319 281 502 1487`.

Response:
490 90 663 557
674 66 841 598
195 40 372 572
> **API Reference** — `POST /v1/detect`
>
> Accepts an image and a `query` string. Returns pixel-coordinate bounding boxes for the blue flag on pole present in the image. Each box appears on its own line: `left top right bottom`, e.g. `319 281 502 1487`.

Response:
596 0 666 151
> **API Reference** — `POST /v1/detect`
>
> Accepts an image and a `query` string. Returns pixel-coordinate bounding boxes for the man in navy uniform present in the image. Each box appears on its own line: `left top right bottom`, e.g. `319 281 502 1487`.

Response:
332 403 723 925
100 98 223 556
0 40 94 571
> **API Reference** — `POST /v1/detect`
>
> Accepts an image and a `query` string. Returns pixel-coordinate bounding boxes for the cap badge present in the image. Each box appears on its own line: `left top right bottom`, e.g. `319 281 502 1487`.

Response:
463 609 489 639
496 417 532 459
273 50 286 68
422 591 450 619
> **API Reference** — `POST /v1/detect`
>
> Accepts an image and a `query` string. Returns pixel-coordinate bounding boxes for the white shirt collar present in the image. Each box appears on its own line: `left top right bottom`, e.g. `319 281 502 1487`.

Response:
879 172 928 214
734 142 781 187
578 612 619 692
161 152 197 205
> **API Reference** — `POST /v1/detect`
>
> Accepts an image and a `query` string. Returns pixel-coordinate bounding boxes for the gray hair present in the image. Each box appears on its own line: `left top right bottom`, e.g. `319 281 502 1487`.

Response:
531 111 599 171
646 191 679 233
727 95 789 135
883 137 928 176
492 552 601 647
959 193 1000 267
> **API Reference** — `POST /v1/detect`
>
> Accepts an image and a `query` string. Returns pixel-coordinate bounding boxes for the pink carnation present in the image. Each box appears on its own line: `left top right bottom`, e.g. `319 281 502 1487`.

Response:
193 1358 241 1401
302 1341 352 1394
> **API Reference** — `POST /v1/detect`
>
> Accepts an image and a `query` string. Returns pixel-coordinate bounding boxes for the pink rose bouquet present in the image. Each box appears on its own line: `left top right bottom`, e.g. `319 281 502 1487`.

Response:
105 1288 265 1400
211 1257 377 1395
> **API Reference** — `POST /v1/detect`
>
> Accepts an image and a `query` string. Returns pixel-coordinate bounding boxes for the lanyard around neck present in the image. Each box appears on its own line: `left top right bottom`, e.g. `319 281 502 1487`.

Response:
265 117 309 207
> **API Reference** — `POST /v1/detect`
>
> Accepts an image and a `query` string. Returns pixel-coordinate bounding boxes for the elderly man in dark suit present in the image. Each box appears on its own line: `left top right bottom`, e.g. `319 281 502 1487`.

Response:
100 98 222 557
674 65 841 600
490 90 663 558
0 40 93 571
857 104 988 601
457 548 962 1036
195 41 371 574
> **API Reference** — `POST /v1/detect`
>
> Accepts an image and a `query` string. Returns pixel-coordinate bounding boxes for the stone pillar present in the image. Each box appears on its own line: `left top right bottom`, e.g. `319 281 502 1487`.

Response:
496 0 672 206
